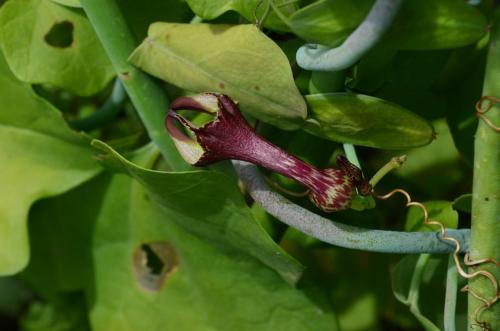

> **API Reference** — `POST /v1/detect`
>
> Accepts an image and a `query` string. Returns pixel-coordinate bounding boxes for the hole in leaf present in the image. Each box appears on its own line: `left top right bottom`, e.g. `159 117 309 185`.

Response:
44 21 74 48
141 244 164 275
132 241 179 292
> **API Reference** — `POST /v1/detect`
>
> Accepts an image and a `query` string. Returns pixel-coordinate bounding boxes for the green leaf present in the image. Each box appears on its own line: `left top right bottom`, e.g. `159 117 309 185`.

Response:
289 0 372 47
0 53 100 276
0 277 33 317
385 0 488 50
303 93 434 149
185 0 297 31
351 49 451 120
21 175 110 298
391 254 467 331
129 23 307 129
48 0 81 7
453 194 472 213
289 0 487 50
393 119 466 197
445 39 488 166
117 0 193 41
20 294 91 331
391 255 440 331
93 140 303 285
0 0 114 96
21 144 335 329
86 143 337 331
405 201 458 232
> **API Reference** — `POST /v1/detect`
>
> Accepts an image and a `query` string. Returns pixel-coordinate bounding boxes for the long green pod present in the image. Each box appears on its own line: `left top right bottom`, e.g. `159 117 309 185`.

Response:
304 93 435 149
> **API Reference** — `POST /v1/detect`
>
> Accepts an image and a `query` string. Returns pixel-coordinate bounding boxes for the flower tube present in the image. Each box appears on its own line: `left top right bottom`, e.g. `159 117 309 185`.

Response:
166 93 371 212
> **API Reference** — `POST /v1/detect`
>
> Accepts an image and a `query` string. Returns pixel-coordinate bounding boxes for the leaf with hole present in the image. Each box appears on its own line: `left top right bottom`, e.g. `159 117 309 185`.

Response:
93 140 304 285
82 142 337 331
129 23 307 129
0 0 114 95
303 93 434 149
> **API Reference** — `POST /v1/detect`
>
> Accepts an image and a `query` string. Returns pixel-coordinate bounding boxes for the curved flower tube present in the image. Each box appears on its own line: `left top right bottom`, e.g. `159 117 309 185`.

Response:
166 92 371 212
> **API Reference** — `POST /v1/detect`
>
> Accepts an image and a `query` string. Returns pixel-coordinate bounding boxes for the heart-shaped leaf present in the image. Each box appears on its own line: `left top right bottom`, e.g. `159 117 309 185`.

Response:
23 144 338 330
91 144 338 330
129 23 307 129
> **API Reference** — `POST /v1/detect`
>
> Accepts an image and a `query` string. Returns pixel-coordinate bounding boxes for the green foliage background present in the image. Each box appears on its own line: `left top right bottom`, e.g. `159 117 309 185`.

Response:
0 0 494 330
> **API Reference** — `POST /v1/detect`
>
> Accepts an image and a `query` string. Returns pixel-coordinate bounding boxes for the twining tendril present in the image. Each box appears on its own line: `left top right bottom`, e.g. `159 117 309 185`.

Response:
461 285 498 331
465 253 500 268
373 188 499 330
476 95 500 132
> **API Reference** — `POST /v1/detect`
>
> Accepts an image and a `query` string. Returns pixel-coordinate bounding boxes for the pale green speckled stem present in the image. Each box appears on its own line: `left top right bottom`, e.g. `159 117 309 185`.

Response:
233 160 470 254
468 10 500 330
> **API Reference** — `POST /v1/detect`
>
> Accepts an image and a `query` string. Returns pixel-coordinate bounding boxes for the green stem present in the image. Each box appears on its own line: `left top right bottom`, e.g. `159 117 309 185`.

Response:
254 0 272 29
71 79 125 131
369 155 407 187
308 71 346 94
296 0 403 71
468 10 500 330
190 15 203 24
408 254 430 308
444 255 458 331
80 0 189 171
234 160 470 254
407 254 440 331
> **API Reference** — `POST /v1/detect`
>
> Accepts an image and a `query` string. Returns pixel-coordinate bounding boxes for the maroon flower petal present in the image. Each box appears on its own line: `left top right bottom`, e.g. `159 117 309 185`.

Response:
166 93 370 212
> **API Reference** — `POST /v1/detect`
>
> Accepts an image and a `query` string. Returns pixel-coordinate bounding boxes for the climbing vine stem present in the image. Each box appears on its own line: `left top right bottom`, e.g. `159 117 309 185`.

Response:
81 0 189 171
468 9 500 330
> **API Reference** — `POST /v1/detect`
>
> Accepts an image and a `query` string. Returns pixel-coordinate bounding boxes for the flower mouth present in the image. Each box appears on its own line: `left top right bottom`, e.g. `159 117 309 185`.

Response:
166 92 371 211
166 92 258 166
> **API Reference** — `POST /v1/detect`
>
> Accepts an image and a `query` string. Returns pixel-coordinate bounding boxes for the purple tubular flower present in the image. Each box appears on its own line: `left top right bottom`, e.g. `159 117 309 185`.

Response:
166 93 371 212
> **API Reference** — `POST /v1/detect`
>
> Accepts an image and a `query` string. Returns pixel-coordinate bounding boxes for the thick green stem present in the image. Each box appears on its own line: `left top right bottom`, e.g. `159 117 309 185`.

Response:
468 10 500 330
80 0 189 171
